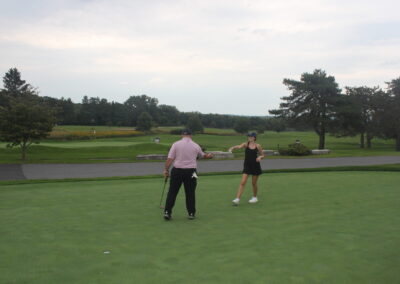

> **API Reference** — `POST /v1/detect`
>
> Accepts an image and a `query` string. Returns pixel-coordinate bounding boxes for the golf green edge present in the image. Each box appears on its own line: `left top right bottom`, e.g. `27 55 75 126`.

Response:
0 163 399 186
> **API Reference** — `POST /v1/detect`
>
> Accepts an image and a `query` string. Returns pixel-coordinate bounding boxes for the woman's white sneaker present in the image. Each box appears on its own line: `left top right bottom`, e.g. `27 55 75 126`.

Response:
249 197 258 203
232 198 240 205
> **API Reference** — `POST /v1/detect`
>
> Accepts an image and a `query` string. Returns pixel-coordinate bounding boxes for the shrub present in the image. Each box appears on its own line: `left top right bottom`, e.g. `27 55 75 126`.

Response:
278 142 311 156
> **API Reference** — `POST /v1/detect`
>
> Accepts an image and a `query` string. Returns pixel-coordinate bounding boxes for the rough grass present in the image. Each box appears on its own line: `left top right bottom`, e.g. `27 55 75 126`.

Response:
1 171 399 283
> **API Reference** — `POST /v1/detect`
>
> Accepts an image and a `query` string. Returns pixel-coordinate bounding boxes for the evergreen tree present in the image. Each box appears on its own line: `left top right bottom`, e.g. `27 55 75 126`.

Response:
270 69 341 149
0 68 56 160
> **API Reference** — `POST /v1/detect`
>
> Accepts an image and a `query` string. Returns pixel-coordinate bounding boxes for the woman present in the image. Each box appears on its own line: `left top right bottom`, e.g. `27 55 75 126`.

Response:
228 132 264 205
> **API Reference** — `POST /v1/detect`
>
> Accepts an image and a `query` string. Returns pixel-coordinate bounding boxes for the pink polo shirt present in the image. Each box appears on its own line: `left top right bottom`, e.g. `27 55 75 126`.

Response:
168 137 205 168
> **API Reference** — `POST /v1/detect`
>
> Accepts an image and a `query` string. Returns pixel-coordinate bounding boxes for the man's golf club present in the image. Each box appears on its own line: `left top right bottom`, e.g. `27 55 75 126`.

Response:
159 176 168 209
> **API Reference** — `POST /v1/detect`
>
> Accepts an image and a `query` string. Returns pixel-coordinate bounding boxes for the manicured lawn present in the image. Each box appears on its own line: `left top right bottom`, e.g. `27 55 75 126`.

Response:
0 130 398 163
1 172 399 283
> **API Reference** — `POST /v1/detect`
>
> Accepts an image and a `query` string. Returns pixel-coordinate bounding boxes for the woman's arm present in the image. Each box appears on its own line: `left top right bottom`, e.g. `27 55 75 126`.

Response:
256 144 265 162
228 142 247 152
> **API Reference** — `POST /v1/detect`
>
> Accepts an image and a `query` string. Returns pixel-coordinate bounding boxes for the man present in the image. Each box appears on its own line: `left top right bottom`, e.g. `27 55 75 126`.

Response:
163 129 213 220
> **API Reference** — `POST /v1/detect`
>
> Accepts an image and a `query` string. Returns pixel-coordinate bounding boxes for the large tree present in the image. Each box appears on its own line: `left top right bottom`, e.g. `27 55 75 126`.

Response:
380 77 400 151
124 95 159 126
158 105 181 126
0 96 55 160
0 68 56 160
332 86 385 148
269 69 341 149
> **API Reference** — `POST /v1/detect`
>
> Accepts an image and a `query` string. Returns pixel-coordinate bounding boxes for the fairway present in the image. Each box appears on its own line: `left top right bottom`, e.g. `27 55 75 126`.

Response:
1 172 400 283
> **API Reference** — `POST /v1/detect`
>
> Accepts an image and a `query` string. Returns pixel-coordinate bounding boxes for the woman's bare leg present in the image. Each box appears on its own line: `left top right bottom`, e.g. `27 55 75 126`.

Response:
236 174 249 199
251 175 259 197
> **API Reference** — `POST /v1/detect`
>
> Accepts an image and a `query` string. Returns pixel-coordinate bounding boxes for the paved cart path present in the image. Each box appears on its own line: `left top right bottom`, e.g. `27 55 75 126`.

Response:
0 156 399 181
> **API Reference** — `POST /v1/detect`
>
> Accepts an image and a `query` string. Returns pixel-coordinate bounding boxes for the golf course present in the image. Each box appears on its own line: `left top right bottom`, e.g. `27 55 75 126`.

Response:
2 1 400 282
0 127 399 164
1 169 400 283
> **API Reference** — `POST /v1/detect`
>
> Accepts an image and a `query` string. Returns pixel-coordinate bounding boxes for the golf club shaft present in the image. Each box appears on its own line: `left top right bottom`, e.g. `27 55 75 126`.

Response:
159 176 168 208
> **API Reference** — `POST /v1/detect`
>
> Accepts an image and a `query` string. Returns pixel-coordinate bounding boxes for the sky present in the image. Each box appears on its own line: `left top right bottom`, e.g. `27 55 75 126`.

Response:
0 0 399 116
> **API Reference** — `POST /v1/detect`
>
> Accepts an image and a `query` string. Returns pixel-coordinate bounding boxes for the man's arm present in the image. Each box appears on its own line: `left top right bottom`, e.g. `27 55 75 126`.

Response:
203 153 213 159
197 144 213 159
163 158 174 177
164 143 176 177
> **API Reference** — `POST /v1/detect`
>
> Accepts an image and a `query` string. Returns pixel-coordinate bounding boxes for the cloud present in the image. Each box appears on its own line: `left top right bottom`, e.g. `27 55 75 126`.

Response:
0 0 399 115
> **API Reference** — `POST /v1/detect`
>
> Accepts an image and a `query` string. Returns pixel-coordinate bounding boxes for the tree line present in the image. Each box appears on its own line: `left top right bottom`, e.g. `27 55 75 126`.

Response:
38 94 275 132
0 69 283 132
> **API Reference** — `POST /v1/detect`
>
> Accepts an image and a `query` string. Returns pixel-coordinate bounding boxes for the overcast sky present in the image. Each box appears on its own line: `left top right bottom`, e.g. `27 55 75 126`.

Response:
1 0 399 115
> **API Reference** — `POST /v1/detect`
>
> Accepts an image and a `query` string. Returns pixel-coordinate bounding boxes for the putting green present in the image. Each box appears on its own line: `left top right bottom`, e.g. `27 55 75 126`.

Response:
1 172 399 283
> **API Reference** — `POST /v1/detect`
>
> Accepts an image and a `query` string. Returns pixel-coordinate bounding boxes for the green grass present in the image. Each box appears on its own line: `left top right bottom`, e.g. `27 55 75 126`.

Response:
1 171 399 283
0 130 398 164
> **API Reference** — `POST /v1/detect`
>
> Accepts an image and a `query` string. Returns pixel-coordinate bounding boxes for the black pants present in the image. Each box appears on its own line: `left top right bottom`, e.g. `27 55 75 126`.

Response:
164 168 197 215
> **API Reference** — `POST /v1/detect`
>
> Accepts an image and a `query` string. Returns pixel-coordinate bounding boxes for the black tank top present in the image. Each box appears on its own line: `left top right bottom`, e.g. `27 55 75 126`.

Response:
244 142 258 163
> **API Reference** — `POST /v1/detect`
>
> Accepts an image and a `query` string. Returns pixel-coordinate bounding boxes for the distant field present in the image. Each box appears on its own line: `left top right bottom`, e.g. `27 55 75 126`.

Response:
0 126 398 163
1 171 399 283
52 125 236 133
52 125 135 131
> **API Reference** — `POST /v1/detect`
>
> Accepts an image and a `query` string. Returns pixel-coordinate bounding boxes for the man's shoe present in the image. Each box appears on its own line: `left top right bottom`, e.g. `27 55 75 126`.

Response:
248 197 258 204
232 198 240 206
188 213 195 220
164 212 171 220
